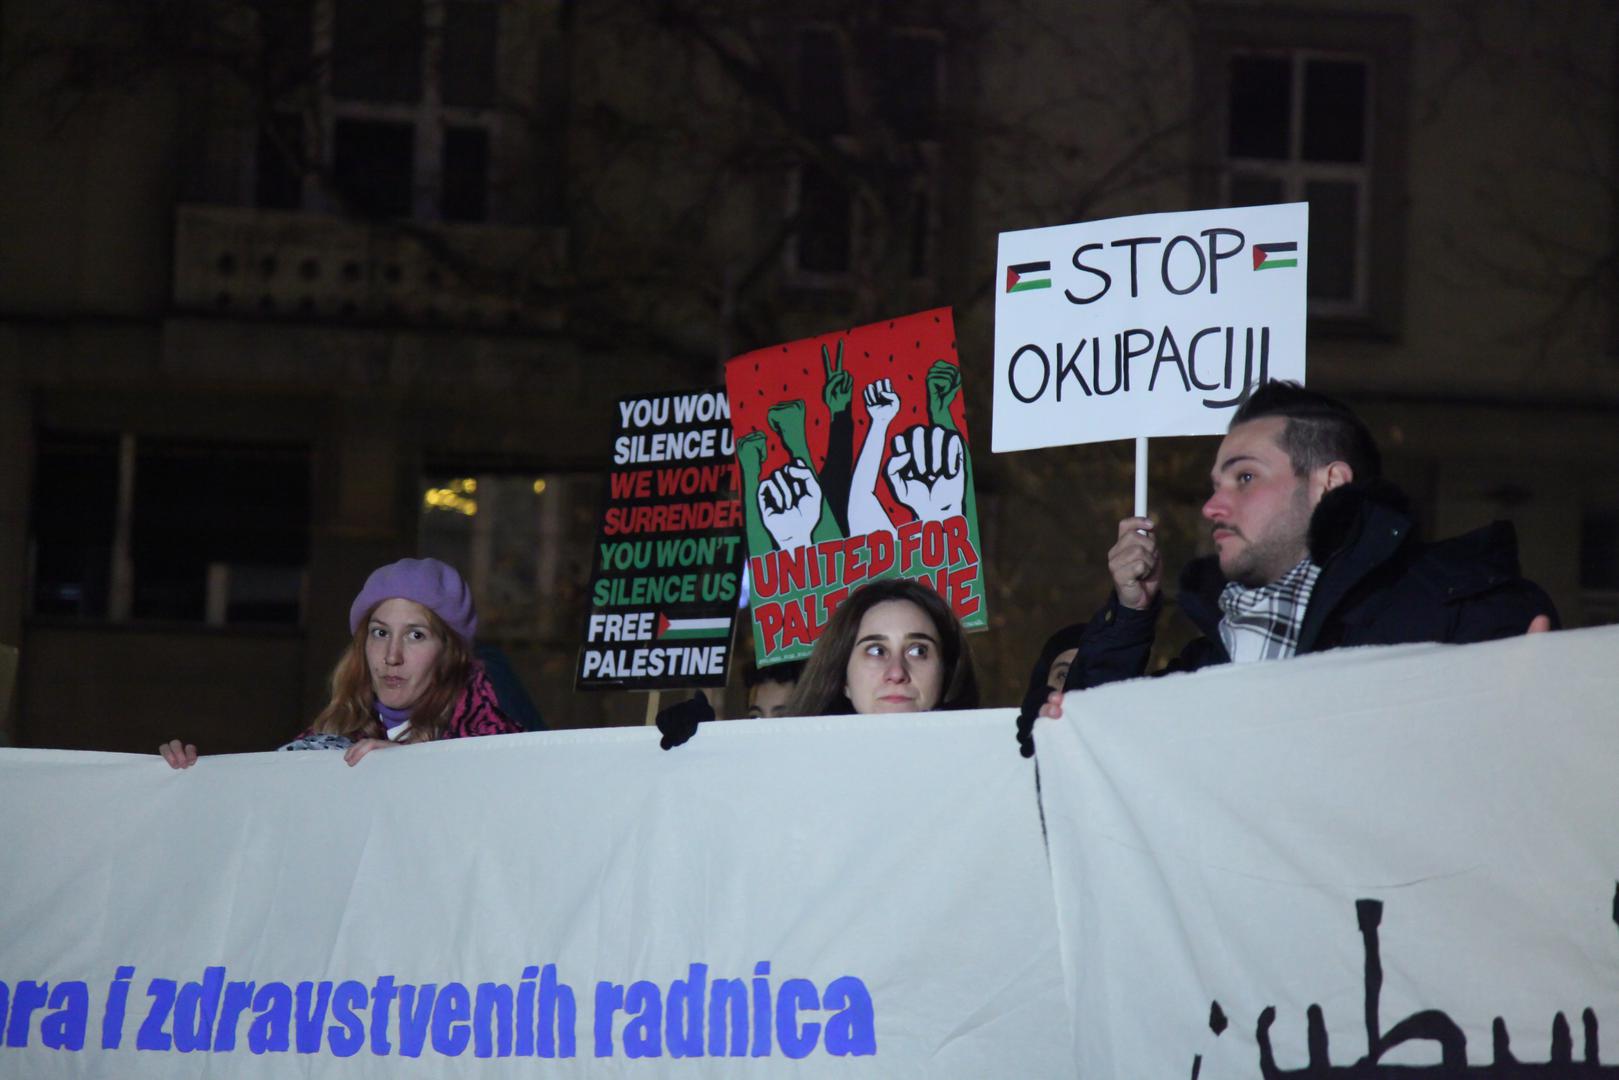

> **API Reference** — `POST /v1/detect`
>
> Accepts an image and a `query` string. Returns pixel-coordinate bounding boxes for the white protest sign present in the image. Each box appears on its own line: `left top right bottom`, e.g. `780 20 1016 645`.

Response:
0 710 1073 1079
1037 626 1619 1078
993 202 1309 451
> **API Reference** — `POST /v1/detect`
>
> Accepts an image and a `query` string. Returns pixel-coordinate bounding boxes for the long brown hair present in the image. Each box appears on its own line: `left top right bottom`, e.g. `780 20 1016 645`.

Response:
310 604 473 742
786 578 978 716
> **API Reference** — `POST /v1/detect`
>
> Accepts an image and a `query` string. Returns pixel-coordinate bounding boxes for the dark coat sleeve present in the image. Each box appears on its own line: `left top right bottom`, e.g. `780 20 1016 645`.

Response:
1346 521 1560 649
1444 575 1559 643
1065 592 1160 691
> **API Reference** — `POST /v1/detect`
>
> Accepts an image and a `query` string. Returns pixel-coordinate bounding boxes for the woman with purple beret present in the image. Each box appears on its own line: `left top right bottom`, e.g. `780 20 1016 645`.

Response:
160 558 521 768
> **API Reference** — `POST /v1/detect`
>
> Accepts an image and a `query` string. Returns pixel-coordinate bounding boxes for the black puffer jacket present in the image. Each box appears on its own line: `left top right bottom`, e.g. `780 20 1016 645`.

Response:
1066 482 1559 689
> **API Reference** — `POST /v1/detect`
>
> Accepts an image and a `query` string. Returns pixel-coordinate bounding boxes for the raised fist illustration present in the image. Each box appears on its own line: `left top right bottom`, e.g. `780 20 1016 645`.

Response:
758 458 824 551
925 360 962 421
847 378 903 536
885 425 966 522
863 377 900 428
737 429 768 477
766 399 807 442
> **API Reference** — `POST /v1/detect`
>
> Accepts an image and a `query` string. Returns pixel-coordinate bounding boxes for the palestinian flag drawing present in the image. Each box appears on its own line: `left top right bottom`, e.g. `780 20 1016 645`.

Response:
1252 242 1299 271
657 613 730 640
1005 261 1052 293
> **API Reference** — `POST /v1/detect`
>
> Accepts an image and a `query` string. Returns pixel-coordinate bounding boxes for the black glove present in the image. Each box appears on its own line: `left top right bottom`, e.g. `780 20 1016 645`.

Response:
1015 678 1047 759
657 691 714 750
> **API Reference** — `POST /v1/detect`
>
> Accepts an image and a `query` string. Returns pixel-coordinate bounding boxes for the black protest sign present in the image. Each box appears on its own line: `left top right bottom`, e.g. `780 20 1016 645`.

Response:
575 388 746 690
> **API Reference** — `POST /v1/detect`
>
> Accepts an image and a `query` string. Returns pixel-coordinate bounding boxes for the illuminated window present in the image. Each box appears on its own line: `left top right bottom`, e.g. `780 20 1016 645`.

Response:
417 472 598 643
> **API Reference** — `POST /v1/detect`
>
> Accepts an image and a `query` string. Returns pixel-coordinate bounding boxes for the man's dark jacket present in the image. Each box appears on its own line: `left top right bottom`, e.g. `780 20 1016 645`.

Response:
1065 481 1558 690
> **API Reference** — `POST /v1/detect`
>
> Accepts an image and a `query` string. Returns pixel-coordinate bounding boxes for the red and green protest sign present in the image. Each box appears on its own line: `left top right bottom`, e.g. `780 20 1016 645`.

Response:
576 388 745 690
725 308 986 664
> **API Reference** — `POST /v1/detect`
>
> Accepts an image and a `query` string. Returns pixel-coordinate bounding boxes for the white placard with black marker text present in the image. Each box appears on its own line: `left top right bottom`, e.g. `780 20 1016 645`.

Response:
993 202 1308 452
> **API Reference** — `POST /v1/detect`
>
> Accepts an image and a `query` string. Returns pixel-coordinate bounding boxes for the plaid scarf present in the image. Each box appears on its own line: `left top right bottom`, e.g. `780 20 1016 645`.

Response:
1217 558 1321 663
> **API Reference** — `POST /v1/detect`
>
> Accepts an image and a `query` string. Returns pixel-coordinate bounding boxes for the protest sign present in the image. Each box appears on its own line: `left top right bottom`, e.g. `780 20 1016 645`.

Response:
993 202 1309 452
1037 626 1619 1078
576 388 745 689
0 709 1072 1079
724 308 986 664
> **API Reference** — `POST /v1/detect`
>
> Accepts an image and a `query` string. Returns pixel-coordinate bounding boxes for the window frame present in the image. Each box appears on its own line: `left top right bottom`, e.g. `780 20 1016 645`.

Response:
783 22 946 288
1195 5 1411 338
247 0 505 223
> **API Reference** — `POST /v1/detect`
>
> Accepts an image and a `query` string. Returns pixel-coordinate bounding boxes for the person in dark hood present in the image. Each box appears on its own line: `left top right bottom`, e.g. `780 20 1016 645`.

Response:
1019 381 1556 756
1018 620 1086 706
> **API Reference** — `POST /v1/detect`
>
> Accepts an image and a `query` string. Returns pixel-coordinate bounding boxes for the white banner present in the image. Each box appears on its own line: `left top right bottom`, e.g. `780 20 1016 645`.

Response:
9 628 1617 1079
993 202 1308 451
1039 626 1619 1077
0 711 1072 1078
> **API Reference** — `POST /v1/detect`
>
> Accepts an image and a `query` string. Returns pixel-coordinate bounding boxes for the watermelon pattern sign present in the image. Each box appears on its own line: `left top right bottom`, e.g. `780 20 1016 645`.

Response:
576 388 745 690
724 309 986 665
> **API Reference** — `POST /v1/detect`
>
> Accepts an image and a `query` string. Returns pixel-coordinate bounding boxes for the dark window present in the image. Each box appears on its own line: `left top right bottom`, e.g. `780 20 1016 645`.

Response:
1223 51 1375 315
1302 59 1367 162
1201 9 1408 331
1228 172 1286 206
333 118 416 219
907 189 930 279
797 164 852 273
798 27 848 137
31 433 119 618
331 0 424 104
260 0 314 97
1581 512 1619 590
255 112 305 210
441 126 490 222
881 34 941 140
443 1 500 108
1304 178 1359 301
1228 55 1290 159
129 440 309 623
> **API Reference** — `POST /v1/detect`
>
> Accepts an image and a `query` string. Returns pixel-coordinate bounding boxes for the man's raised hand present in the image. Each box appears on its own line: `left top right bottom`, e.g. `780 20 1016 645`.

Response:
1108 517 1162 610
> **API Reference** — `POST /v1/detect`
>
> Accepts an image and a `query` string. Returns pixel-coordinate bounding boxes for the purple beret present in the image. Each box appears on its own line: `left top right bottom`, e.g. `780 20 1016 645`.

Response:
348 558 477 645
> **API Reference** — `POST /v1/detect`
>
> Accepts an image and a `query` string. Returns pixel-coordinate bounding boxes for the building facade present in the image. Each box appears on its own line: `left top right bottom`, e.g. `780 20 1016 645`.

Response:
2 0 1616 749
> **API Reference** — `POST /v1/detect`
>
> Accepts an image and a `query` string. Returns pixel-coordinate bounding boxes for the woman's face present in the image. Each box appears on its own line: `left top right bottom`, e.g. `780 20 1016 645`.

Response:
365 598 444 712
843 599 945 714
1046 647 1079 692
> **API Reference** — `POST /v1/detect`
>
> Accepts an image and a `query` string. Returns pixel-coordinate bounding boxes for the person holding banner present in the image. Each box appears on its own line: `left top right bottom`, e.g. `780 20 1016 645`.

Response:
789 578 979 716
1018 621 1089 717
1021 382 1555 754
160 558 521 768
653 660 804 749
658 584 973 747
